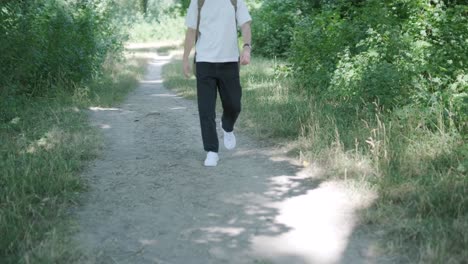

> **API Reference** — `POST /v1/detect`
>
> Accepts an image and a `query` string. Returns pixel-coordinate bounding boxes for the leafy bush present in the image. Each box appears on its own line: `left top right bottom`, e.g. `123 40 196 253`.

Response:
288 0 466 128
112 0 185 43
0 0 123 96
247 0 467 260
123 13 185 42
112 0 179 18
404 2 468 130
251 0 466 127
291 8 365 98
251 0 299 57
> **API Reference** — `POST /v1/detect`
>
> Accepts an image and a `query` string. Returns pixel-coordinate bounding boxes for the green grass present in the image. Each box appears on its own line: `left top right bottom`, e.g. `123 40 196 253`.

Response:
0 53 147 263
162 56 467 263
162 59 197 99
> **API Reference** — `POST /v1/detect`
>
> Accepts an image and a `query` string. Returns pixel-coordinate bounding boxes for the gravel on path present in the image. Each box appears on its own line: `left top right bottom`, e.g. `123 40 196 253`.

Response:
74 54 384 264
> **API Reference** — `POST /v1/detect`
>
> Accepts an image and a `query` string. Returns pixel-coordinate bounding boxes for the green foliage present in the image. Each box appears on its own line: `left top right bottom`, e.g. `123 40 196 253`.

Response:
291 8 365 98
178 0 190 14
405 3 468 129
242 0 468 261
0 97 97 263
112 0 179 18
251 0 299 57
0 0 149 261
252 0 467 130
112 0 184 42
164 54 468 263
123 13 185 42
0 0 123 96
291 0 416 110
0 54 146 263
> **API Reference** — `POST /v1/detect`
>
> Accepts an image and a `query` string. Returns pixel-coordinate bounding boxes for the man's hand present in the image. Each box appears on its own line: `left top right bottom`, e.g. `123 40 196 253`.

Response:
183 58 192 78
240 22 252 66
240 47 251 65
183 28 196 78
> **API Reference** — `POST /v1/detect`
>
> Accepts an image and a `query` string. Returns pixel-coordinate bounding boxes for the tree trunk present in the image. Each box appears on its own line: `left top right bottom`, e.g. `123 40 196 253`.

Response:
140 0 148 15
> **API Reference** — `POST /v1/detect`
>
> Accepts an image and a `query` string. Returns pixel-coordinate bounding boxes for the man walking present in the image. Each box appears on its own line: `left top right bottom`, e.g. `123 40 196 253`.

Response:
183 0 252 167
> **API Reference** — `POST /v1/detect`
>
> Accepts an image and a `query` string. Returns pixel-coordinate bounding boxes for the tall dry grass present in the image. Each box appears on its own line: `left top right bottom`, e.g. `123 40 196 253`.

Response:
162 56 467 263
0 55 147 263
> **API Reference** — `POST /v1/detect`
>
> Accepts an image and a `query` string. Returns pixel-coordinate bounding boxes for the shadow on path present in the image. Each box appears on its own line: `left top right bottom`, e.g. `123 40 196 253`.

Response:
75 51 382 264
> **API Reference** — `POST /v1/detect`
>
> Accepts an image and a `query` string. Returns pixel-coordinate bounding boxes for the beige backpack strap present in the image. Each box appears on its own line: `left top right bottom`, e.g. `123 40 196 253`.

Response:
194 0 205 62
195 0 205 44
195 0 237 60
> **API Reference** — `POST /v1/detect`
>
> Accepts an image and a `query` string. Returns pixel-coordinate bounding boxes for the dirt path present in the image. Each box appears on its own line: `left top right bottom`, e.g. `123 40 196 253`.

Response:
74 53 386 264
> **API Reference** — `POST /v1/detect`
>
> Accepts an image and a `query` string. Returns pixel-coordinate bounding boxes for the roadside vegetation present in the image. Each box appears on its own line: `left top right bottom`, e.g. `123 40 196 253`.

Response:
164 0 467 262
1 0 466 262
0 0 149 262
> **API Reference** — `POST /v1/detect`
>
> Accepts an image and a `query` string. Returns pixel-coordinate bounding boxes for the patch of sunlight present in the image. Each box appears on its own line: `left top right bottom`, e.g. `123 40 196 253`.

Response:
268 94 290 104
139 239 158 246
170 107 187 110
150 93 180 98
25 128 64 154
125 41 182 50
255 95 272 103
295 133 376 180
9 117 20 124
140 80 164 84
251 173 377 264
202 227 245 237
245 80 275 91
264 175 302 197
244 204 274 216
179 226 246 244
99 124 111 129
168 49 184 58
231 147 291 160
125 45 178 60
193 227 245 244
149 59 172 67
89 107 121 112
405 131 456 160
243 62 275 77
126 52 159 60
328 150 376 179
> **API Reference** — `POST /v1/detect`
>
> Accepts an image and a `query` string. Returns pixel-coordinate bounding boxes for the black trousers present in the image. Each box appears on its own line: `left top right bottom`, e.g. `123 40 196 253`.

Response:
196 62 242 153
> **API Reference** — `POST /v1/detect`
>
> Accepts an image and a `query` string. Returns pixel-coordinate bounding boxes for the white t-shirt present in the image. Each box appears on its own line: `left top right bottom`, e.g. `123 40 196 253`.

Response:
185 0 252 63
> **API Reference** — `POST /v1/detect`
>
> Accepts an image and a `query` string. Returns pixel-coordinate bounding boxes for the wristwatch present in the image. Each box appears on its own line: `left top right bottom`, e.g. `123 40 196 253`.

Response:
243 43 251 50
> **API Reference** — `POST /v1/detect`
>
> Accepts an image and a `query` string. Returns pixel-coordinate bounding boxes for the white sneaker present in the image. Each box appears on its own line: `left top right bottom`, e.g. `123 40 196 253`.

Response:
221 122 236 150
204 151 219 167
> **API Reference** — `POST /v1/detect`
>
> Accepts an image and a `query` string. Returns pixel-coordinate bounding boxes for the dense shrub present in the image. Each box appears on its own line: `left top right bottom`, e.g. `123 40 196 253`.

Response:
251 0 368 57
251 0 299 57
112 0 186 43
405 3 468 129
291 8 365 99
115 0 179 19
252 0 467 129
179 0 468 131
247 1 467 261
120 12 185 42
0 0 123 96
